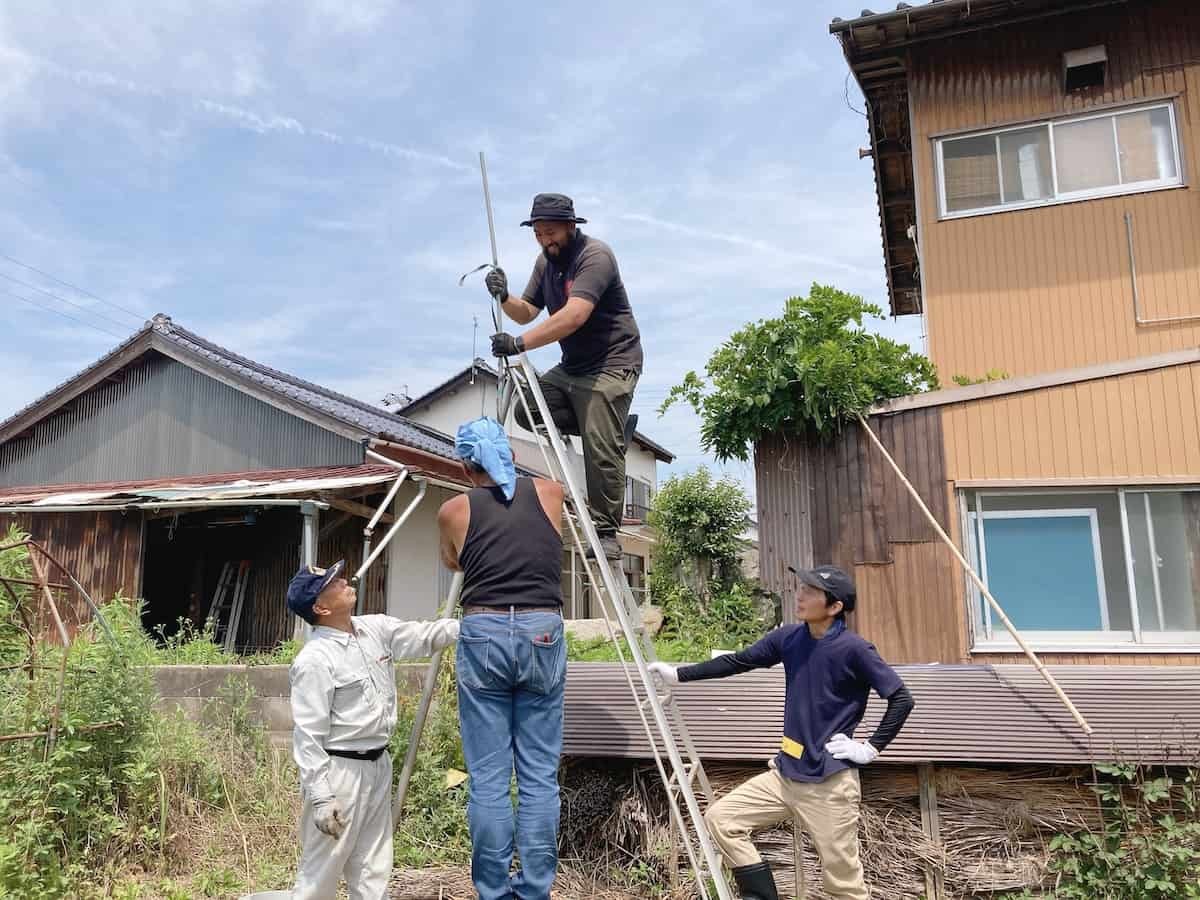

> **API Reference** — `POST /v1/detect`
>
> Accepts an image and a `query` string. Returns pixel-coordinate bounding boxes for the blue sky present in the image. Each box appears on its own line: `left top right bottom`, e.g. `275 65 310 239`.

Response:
0 0 923 498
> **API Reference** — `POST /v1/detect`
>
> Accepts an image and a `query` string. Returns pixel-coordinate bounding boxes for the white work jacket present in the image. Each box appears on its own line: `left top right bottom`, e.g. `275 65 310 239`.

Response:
289 614 457 802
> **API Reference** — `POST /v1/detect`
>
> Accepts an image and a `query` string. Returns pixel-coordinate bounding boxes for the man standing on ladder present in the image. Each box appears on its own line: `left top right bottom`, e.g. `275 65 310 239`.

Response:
486 192 641 561
437 417 567 900
649 565 915 900
286 560 461 899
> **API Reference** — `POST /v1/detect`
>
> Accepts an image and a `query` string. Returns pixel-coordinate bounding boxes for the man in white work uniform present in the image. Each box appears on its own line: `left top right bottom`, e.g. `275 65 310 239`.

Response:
287 559 461 899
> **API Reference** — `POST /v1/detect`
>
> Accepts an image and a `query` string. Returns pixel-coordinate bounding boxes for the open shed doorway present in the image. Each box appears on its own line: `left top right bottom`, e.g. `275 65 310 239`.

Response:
140 505 302 652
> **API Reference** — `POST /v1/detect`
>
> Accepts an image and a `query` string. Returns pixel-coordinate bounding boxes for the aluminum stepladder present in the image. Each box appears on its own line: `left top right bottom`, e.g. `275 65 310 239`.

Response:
207 559 251 652
497 353 735 900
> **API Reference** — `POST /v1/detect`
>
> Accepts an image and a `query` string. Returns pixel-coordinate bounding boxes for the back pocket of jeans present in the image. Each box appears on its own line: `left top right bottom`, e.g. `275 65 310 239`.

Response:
456 635 495 691
528 631 565 696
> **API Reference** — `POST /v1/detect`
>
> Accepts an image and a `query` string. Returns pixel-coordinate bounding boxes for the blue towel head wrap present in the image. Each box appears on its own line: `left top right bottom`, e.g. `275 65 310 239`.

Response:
455 416 517 501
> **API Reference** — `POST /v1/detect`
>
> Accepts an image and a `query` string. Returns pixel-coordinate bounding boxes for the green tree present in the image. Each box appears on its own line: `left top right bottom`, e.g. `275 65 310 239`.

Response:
648 467 751 601
660 283 940 460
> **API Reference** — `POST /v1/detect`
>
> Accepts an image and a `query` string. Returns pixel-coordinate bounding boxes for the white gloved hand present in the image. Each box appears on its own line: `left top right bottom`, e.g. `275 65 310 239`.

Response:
824 733 879 766
648 661 680 685
313 796 348 838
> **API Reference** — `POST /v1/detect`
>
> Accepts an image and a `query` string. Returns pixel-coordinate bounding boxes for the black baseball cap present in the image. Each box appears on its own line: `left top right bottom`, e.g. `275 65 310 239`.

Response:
787 563 857 612
520 193 588 227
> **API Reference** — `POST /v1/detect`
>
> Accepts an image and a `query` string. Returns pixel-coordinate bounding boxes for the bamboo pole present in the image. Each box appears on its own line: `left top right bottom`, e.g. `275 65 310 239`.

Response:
856 413 1093 734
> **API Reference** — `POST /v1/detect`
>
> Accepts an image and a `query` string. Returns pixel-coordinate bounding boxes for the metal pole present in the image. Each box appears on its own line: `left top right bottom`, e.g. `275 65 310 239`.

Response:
393 571 464 819
478 152 508 420
358 470 410 614
353 479 427 584
856 413 1093 734
294 501 320 643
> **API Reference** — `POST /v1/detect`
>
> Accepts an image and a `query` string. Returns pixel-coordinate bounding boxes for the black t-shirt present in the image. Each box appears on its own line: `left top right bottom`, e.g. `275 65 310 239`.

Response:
521 233 643 376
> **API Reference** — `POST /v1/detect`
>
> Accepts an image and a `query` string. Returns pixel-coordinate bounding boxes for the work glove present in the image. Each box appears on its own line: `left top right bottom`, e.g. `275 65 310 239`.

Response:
312 796 348 839
648 661 680 685
491 332 524 358
485 267 508 301
824 733 879 766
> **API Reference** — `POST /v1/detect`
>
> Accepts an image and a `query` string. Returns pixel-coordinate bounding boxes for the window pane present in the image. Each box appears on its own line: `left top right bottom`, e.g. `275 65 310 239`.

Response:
943 134 1001 212
1054 116 1120 193
998 126 1052 203
1116 107 1177 183
1124 494 1161 631
1127 491 1200 632
966 492 1131 633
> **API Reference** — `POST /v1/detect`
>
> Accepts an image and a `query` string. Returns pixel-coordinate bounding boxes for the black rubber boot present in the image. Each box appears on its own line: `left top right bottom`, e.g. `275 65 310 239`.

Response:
623 412 639 448
732 862 779 900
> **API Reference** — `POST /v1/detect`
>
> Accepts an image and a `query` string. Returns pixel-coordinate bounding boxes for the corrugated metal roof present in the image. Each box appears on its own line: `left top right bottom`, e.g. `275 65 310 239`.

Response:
0 463 399 504
563 663 1200 765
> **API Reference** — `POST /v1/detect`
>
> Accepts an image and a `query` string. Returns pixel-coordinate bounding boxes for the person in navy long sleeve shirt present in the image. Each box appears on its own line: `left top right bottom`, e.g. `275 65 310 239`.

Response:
650 565 914 900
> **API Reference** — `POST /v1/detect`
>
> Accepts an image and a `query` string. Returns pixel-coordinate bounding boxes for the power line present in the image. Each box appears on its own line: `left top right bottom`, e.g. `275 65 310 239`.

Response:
0 251 144 323
4 288 128 340
0 270 137 334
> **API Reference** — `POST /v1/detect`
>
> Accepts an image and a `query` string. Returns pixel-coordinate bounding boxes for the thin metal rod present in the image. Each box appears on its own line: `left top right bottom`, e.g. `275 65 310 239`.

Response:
30 553 70 759
478 152 508 421
365 448 407 471
392 571 464 819
365 471 409 538
517 354 734 899
353 479 427 583
479 152 499 269
856 414 1093 734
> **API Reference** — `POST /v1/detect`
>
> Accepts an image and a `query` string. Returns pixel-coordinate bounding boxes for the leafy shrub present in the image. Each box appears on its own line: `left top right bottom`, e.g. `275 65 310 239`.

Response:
661 283 940 460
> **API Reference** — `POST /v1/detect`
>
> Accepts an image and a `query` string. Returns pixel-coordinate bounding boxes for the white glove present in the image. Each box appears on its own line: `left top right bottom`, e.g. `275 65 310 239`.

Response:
824 733 879 766
648 661 680 685
313 796 348 838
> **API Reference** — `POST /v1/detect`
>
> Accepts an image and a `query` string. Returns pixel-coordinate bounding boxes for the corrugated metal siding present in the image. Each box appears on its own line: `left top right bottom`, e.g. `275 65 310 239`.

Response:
0 354 362 488
6 510 144 621
563 663 1200 764
942 360 1200 480
754 410 958 662
910 1 1200 381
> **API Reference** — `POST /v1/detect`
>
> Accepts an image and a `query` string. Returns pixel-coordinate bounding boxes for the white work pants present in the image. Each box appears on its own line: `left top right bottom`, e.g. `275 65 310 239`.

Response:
293 753 394 900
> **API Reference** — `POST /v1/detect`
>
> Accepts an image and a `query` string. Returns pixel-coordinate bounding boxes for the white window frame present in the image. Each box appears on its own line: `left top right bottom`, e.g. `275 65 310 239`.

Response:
962 486 1200 652
936 100 1183 219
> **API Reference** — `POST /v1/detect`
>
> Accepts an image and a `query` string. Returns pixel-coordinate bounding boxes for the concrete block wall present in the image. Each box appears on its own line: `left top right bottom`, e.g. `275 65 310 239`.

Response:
152 663 427 747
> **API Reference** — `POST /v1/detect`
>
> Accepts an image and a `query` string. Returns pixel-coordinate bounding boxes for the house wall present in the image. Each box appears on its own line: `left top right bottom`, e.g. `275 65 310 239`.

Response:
909 1 1200 381
0 353 363 488
941 361 1200 482
754 409 967 664
6 509 145 631
385 481 461 620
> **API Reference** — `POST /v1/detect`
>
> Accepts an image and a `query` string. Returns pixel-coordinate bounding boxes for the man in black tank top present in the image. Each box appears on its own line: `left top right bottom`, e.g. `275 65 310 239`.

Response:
438 417 567 900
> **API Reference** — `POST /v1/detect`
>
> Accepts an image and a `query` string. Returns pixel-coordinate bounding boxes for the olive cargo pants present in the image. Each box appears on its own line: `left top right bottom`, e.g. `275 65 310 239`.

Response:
514 365 637 534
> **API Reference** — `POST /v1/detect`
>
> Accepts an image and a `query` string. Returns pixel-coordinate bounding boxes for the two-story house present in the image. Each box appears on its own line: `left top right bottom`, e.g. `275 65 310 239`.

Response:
399 360 674 612
758 0 1200 666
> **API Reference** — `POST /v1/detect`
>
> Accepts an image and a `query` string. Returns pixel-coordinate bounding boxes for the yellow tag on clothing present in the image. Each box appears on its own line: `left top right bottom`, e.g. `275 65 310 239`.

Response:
780 736 805 759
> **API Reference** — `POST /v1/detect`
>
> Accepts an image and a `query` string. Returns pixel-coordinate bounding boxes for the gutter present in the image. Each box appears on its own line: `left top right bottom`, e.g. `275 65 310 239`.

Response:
0 498 332 514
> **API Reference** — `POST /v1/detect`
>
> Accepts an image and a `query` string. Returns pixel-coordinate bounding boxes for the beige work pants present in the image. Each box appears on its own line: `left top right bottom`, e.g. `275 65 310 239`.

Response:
704 766 868 900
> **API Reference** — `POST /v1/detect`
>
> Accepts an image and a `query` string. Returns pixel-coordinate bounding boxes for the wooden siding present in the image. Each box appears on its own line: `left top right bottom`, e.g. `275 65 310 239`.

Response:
941 360 1200 481
754 408 966 663
6 510 145 634
909 1 1200 381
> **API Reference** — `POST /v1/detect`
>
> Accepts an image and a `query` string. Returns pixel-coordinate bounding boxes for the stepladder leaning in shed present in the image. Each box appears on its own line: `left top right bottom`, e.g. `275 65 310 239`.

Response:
285 561 460 900
437 417 568 900
484 192 642 562
650 565 916 900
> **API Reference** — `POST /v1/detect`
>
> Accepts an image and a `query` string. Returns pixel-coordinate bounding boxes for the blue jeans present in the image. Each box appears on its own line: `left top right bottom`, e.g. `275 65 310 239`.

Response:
456 609 566 900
